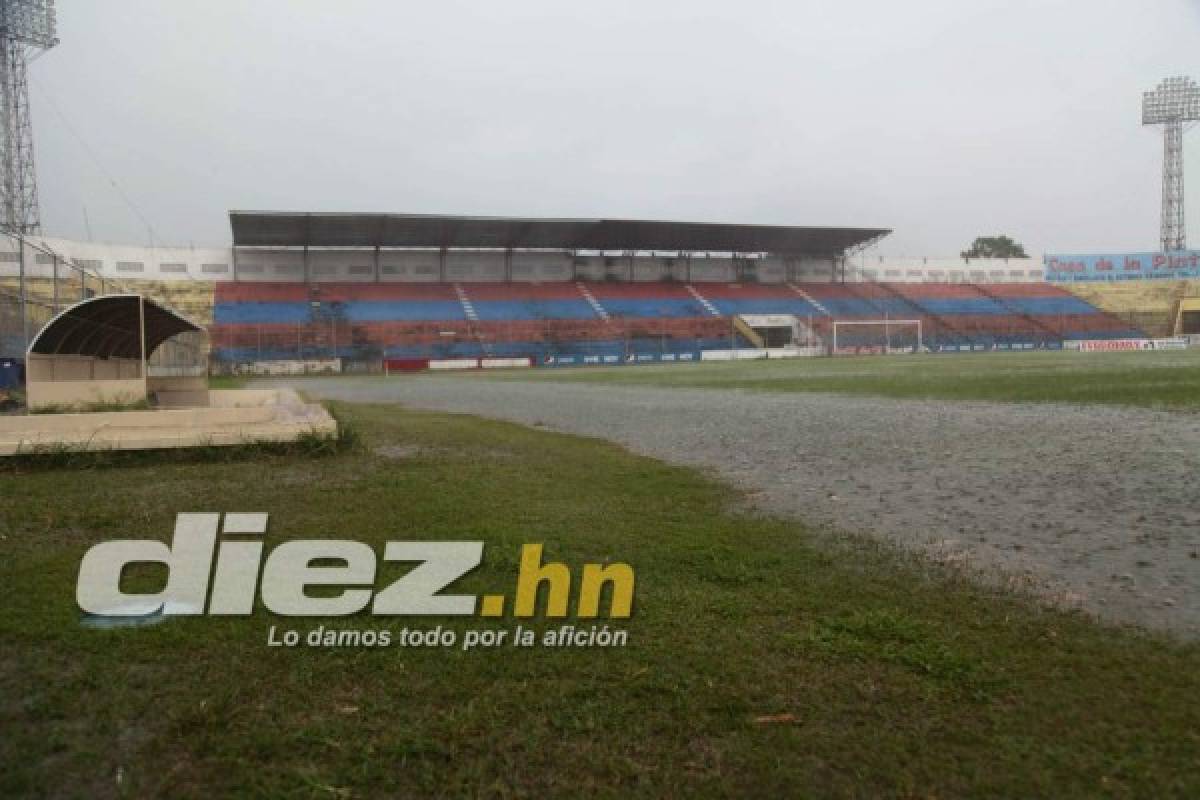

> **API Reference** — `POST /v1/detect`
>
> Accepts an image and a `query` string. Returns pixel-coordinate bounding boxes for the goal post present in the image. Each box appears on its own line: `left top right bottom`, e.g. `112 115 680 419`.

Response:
830 319 922 355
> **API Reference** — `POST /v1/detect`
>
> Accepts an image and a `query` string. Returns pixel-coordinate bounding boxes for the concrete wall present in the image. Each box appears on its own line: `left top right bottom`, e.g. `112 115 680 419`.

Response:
26 379 146 410
0 235 231 282
25 354 147 410
0 388 338 455
0 234 1045 284
27 354 143 381
0 236 844 284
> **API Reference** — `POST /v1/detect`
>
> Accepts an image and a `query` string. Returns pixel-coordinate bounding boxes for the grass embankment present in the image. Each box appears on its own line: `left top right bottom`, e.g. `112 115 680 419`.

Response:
479 350 1200 410
2 403 1198 797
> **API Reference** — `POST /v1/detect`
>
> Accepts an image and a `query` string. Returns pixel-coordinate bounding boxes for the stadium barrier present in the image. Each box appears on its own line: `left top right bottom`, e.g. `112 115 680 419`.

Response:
700 347 820 361
387 356 533 372
383 358 429 372
482 357 533 369
429 359 478 370
234 359 341 375
1066 337 1189 351
543 353 622 367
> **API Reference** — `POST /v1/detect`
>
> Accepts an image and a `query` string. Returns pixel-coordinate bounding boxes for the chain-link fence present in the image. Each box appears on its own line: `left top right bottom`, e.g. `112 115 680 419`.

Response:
0 231 207 394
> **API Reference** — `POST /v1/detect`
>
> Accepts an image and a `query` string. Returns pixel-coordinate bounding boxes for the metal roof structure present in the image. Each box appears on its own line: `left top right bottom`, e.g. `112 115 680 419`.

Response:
230 211 889 254
27 294 200 360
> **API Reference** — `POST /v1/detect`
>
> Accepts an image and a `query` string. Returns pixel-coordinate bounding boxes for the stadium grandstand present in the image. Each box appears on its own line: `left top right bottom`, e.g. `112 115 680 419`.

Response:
0 211 1162 374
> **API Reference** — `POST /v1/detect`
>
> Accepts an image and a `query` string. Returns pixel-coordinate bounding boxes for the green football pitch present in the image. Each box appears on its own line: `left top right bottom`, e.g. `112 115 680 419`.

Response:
480 349 1200 410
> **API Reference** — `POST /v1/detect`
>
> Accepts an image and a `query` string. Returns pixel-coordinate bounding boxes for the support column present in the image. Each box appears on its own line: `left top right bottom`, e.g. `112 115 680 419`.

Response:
1162 119 1186 252
17 233 27 351
138 295 147 391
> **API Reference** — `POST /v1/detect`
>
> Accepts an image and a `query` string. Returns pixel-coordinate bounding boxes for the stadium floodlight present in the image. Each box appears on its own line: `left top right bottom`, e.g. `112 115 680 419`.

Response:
0 0 57 235
0 0 57 49
1142 76 1200 252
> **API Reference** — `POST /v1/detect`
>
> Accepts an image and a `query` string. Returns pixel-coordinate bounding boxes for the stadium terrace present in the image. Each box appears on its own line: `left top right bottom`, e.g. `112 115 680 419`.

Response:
0 211 1162 375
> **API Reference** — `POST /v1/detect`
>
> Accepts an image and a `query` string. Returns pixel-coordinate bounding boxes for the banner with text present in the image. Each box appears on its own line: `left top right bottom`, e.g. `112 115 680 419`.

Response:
1045 251 1200 282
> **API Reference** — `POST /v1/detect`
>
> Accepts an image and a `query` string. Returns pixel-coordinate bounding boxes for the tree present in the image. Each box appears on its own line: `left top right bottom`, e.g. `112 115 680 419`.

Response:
961 235 1028 259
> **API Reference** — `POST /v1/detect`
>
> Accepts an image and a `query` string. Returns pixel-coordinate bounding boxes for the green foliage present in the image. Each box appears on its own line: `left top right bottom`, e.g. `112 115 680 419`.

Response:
961 234 1028 259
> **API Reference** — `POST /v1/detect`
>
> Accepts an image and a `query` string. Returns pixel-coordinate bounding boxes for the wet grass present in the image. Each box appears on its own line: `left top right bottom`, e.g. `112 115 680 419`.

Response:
207 374 249 390
1 403 1198 797
475 349 1200 410
28 398 153 415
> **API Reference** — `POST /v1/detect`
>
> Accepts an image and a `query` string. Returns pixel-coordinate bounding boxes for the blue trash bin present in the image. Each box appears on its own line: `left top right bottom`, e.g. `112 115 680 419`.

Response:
0 358 24 390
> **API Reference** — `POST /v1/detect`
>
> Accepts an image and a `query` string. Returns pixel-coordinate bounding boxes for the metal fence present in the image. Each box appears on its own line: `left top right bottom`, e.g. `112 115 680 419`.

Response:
0 230 205 373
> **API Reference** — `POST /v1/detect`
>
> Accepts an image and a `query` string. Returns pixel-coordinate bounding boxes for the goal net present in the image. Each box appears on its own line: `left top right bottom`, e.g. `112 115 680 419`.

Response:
830 319 922 355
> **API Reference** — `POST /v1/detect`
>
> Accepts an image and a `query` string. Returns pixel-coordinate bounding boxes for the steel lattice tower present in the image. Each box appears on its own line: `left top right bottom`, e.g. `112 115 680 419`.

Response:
1142 76 1200 252
0 0 56 235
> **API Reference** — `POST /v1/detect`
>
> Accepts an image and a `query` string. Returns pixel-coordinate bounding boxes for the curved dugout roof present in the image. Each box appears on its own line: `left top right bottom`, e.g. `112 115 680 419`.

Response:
28 295 201 360
230 211 890 255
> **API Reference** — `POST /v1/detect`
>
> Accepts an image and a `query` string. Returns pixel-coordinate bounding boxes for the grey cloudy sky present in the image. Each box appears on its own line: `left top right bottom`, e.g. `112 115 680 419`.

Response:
29 0 1200 256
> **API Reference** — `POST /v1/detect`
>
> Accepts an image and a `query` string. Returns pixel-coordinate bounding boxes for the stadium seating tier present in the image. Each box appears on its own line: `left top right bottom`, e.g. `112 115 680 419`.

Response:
207 280 1143 361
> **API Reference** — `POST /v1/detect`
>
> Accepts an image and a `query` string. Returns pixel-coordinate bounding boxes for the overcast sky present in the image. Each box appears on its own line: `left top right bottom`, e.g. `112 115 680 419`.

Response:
28 0 1200 256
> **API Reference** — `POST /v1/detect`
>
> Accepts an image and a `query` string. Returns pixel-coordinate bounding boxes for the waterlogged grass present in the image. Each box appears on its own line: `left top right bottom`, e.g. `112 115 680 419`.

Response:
478 350 1200 410
1 404 1198 797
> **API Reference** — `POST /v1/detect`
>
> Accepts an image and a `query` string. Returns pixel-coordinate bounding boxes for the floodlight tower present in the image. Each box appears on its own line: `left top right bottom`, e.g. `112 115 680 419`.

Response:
0 0 56 235
1142 76 1200 252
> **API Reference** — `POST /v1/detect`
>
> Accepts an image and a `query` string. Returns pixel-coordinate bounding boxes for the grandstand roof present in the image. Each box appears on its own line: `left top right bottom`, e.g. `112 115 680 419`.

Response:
229 212 889 254
28 295 200 360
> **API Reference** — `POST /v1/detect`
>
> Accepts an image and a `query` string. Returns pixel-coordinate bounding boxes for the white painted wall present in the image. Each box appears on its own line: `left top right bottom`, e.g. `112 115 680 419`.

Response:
0 235 230 282
847 255 1045 283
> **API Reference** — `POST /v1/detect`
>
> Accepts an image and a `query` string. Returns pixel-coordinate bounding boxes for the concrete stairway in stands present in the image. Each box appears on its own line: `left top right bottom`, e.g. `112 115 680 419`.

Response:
684 284 721 316
453 284 480 322
787 283 831 316
866 282 972 348
576 282 609 320
969 283 1058 340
